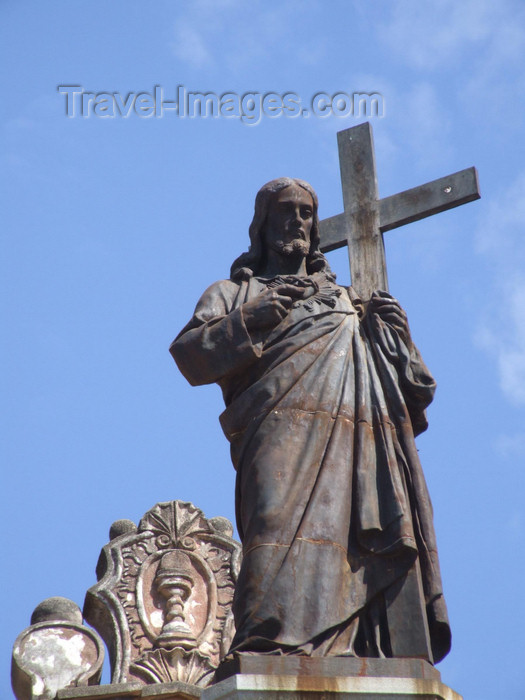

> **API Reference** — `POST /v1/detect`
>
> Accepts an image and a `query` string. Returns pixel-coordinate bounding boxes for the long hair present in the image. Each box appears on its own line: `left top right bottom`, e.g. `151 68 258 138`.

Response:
230 178 335 282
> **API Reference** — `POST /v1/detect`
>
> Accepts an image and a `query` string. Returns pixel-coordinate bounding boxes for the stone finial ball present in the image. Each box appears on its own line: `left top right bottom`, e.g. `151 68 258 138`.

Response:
209 516 234 537
30 597 83 625
109 519 137 540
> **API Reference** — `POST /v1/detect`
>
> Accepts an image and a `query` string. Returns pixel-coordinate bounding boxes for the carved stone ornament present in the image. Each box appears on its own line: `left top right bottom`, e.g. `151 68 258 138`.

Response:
83 501 241 688
11 598 104 700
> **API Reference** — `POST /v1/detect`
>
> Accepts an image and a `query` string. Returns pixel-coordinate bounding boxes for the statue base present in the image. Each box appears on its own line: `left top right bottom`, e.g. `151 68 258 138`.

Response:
214 655 441 682
210 657 461 699
55 658 462 700
206 674 461 700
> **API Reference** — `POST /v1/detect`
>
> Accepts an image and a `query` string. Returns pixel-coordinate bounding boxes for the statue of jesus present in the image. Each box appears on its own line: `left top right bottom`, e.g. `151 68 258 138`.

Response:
171 178 450 663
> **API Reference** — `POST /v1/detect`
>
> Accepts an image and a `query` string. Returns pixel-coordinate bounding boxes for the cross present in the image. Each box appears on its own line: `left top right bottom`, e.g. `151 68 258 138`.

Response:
319 122 480 300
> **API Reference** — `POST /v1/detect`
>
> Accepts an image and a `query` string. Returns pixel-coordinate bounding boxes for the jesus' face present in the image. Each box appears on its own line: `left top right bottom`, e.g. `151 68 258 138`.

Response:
262 184 314 259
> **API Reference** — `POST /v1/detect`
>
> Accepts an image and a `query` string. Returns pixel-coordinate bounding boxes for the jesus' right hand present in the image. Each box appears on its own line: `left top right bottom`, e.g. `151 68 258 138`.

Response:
242 284 306 331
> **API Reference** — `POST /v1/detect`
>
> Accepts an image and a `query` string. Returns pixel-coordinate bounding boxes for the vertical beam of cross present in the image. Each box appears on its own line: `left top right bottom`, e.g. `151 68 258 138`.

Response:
336 124 386 296
319 122 480 300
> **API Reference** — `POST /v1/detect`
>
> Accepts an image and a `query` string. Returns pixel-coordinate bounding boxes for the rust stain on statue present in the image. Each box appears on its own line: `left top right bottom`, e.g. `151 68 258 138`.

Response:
172 177 450 664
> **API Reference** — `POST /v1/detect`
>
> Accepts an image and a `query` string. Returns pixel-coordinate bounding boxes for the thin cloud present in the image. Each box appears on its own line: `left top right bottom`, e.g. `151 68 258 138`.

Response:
375 0 525 123
495 432 525 458
475 172 525 405
376 0 516 72
169 0 325 73
333 73 453 173
171 21 212 69
394 82 452 167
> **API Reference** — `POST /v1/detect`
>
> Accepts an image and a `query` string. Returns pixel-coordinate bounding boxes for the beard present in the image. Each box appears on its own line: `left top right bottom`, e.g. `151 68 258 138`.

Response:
268 238 310 257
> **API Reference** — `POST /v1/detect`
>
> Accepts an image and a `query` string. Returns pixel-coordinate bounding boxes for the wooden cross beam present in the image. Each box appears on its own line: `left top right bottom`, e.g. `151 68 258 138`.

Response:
319 122 480 300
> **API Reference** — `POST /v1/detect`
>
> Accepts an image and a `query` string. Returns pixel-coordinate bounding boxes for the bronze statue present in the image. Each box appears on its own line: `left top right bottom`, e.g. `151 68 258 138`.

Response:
171 178 450 663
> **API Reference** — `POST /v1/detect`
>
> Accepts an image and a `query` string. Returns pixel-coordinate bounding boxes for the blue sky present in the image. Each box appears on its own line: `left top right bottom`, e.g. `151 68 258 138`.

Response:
2 1 525 698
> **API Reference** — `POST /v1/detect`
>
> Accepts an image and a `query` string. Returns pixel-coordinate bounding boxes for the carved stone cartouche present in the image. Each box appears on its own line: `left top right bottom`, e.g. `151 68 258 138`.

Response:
83 501 241 688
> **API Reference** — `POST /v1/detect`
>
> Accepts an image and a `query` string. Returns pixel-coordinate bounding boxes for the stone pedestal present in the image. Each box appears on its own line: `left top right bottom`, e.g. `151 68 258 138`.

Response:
213 657 442 683
207 657 462 700
54 658 462 700
56 680 201 699
203 673 461 700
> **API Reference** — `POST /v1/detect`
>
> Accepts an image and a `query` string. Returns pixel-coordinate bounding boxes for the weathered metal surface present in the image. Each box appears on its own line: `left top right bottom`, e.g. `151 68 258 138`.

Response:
336 123 387 299
172 178 451 666
379 166 480 232
383 559 433 661
83 501 241 688
319 123 480 300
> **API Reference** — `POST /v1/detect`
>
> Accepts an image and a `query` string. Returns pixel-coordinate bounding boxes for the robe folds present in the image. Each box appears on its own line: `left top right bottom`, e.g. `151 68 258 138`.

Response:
171 272 451 663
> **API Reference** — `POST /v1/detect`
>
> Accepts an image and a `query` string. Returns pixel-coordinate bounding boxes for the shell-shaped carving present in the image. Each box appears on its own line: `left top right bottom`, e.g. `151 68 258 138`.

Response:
139 502 207 548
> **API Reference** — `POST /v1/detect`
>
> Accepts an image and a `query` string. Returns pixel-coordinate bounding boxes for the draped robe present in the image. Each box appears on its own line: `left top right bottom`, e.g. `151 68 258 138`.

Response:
171 272 450 663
